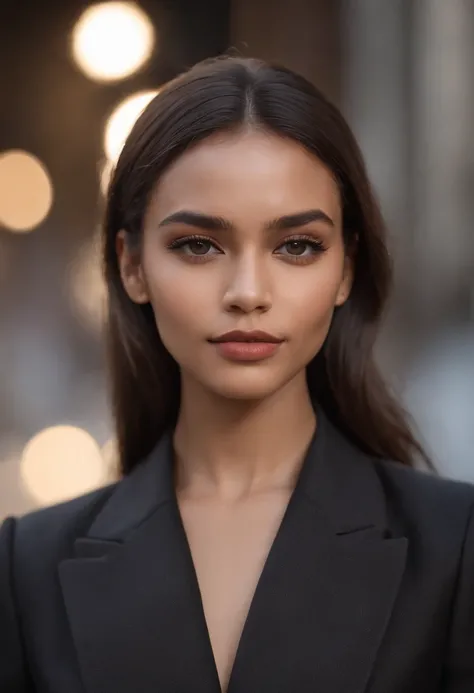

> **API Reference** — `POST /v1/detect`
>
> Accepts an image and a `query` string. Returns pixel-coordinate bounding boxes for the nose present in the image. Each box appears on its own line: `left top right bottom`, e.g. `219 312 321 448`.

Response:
222 252 272 314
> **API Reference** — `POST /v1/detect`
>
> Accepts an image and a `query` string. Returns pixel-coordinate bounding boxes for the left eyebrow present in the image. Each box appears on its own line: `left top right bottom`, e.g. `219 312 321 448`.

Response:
264 209 335 231
157 208 335 232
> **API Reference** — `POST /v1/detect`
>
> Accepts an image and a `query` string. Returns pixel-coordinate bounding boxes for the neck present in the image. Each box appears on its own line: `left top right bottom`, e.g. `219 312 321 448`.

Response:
173 372 316 500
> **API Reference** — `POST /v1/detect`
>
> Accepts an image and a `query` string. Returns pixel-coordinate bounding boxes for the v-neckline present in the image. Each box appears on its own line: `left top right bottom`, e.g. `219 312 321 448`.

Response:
174 486 299 693
59 408 408 693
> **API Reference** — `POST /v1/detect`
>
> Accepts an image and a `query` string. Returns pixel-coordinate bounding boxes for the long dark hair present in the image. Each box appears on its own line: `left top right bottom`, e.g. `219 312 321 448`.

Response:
102 55 430 475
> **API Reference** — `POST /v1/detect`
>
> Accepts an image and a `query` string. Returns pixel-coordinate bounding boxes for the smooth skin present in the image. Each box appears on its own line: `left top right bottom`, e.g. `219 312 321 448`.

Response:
117 128 354 691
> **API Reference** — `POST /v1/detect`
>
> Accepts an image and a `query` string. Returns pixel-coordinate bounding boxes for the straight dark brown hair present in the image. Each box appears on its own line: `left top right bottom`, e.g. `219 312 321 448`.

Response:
102 55 430 475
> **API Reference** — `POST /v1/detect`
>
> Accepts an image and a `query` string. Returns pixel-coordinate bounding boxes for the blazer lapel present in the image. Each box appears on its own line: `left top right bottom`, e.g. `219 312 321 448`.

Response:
59 406 407 693
58 434 221 693
227 408 408 693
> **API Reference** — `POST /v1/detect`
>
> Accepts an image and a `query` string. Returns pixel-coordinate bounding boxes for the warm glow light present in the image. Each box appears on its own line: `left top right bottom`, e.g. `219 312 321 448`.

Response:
0 150 53 232
69 234 108 332
100 159 115 197
71 2 155 82
20 426 106 505
104 90 158 162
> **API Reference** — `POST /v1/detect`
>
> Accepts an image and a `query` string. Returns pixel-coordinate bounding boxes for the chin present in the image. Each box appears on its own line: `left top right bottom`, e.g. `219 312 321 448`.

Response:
204 370 287 402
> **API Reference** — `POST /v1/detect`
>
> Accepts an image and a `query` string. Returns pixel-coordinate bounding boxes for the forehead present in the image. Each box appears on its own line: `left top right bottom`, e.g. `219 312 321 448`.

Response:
146 129 342 226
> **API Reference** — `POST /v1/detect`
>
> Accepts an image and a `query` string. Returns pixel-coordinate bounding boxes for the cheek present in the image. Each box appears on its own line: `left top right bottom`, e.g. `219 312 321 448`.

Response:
143 262 215 340
280 262 344 338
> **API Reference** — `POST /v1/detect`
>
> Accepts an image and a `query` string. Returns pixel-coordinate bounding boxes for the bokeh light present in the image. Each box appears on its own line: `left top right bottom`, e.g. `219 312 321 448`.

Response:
71 1 155 83
0 150 53 232
104 90 158 162
100 158 115 197
20 425 106 505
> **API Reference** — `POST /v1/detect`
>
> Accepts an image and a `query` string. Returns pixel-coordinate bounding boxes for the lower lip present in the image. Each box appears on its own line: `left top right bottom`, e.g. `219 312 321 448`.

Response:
211 341 282 361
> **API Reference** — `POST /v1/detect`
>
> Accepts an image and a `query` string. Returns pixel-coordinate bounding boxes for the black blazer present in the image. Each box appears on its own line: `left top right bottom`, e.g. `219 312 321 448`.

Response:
1 409 474 693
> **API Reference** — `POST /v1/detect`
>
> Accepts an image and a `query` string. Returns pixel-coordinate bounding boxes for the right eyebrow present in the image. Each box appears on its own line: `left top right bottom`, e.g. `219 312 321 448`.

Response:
157 210 233 231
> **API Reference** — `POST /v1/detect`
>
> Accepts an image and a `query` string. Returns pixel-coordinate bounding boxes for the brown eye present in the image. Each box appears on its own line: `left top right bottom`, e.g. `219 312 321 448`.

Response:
276 237 326 260
167 235 222 259
285 241 307 256
187 239 212 255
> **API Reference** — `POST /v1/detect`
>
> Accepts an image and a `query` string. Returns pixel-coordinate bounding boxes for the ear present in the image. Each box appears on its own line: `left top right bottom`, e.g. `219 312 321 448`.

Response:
335 235 357 307
115 230 150 304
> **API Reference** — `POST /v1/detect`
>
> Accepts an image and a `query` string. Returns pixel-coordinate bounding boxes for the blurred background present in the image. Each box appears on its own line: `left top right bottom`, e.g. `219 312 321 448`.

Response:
1 0 473 519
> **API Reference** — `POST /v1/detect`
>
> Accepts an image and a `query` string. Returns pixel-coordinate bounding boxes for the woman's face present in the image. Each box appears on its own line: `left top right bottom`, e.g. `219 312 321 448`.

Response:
118 129 353 401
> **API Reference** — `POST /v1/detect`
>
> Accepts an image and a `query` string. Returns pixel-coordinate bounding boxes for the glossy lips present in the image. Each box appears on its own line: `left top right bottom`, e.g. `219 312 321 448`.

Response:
208 330 284 362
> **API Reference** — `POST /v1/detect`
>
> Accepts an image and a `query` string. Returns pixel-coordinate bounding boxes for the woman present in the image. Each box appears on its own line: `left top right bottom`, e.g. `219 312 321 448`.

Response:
1 56 473 693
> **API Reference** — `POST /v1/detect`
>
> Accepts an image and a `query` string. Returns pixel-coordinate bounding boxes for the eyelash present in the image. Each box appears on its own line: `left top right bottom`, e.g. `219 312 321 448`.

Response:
166 234 327 263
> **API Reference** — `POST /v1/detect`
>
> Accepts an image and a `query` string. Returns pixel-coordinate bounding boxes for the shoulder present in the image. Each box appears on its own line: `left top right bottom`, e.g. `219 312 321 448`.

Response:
376 459 474 542
375 461 474 676
6 482 119 564
377 458 474 509
0 485 121 689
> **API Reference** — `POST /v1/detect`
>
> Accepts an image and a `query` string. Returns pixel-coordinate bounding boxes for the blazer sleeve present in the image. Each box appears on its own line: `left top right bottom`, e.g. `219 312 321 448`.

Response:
442 501 474 692
0 517 32 692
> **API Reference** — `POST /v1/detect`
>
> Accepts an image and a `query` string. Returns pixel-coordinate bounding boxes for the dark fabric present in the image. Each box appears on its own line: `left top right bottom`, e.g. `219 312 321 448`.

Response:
1 408 474 693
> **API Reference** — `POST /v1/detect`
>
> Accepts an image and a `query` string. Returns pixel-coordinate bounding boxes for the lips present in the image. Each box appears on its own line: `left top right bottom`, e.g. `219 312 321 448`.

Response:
208 330 284 362
209 330 283 344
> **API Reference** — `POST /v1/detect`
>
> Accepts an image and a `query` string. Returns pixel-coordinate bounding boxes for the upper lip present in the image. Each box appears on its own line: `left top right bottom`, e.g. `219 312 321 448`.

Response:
209 330 284 343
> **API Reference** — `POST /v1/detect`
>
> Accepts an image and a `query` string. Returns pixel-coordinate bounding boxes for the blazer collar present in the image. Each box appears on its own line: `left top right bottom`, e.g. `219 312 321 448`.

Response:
86 404 387 542
59 405 407 693
85 431 175 542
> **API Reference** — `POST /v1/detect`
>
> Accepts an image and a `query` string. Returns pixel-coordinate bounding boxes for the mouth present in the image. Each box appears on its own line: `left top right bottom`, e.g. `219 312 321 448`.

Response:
208 331 285 362
209 330 284 344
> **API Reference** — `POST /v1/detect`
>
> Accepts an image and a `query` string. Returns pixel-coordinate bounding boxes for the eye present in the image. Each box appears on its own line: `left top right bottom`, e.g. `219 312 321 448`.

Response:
276 237 326 259
184 239 214 256
167 236 221 258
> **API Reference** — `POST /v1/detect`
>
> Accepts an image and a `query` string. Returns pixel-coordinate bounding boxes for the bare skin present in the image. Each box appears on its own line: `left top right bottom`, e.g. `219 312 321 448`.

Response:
117 128 353 691
178 483 294 691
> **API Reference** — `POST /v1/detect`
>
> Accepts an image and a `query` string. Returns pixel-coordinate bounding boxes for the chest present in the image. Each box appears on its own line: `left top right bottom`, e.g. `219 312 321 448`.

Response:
178 492 291 692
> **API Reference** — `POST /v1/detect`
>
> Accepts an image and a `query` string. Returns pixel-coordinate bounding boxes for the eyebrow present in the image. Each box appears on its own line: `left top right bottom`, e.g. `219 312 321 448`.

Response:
157 208 335 232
